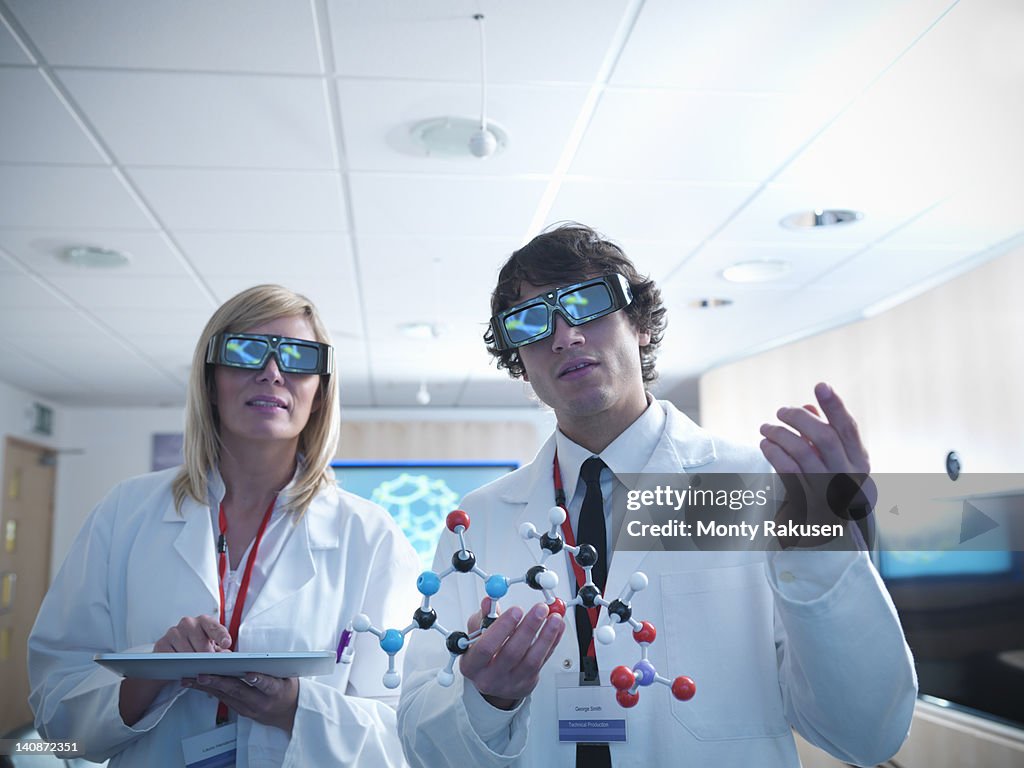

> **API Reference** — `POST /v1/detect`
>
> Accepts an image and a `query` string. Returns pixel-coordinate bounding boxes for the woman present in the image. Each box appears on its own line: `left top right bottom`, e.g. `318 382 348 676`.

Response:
29 285 420 766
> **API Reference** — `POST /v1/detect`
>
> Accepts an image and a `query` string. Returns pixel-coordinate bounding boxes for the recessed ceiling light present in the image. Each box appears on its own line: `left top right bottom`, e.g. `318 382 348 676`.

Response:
721 259 790 283
398 322 442 340
689 298 733 309
410 116 508 158
62 246 131 268
780 209 863 230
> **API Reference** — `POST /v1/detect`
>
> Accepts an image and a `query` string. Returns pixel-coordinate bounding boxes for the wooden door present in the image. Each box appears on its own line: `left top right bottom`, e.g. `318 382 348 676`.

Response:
0 438 56 734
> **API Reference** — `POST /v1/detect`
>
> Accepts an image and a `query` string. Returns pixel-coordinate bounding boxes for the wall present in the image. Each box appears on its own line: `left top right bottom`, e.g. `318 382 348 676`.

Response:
0 380 62 451
700 244 1024 473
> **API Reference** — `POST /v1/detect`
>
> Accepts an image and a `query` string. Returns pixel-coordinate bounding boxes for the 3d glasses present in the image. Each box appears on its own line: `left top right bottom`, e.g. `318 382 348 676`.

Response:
205 333 333 375
489 273 634 350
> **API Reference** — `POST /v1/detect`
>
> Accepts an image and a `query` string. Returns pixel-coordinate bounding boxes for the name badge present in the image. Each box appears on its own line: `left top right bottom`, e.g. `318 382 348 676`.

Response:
555 674 627 744
182 722 237 768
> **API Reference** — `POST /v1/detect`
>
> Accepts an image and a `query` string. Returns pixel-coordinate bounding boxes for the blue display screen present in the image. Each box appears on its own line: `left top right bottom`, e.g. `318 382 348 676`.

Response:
878 549 1013 579
331 461 517 569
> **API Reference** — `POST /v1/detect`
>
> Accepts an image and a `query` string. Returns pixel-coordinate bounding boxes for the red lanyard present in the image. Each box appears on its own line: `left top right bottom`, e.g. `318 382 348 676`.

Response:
552 451 600 659
214 496 275 724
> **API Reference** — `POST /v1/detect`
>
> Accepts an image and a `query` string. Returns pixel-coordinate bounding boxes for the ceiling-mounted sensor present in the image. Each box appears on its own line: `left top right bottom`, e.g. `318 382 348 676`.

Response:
469 127 498 158
780 209 863 230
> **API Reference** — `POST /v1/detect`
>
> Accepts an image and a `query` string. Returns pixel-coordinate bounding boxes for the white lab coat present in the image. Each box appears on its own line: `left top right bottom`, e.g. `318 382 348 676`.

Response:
398 401 917 768
29 467 420 767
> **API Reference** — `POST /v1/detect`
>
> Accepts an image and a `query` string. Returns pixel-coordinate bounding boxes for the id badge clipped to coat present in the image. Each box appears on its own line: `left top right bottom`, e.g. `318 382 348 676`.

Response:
555 672 627 744
182 722 237 767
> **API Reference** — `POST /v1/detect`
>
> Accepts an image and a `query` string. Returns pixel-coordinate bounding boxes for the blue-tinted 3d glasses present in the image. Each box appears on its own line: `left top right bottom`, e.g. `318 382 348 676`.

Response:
489 273 634 351
206 333 334 375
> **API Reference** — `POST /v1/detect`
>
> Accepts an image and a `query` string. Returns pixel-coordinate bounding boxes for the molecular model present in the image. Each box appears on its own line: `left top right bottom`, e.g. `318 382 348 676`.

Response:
341 507 696 708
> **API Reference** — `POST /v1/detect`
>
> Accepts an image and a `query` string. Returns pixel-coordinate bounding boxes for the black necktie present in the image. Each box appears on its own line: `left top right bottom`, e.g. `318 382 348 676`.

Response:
575 457 612 768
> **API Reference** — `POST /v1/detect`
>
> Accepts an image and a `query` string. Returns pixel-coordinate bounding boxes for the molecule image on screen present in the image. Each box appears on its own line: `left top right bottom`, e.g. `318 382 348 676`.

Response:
370 473 458 570
340 507 696 708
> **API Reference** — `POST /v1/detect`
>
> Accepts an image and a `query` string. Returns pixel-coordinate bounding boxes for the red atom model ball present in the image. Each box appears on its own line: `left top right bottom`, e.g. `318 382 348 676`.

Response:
446 509 470 532
616 689 640 708
547 598 567 617
610 665 636 691
671 675 696 701
633 620 656 644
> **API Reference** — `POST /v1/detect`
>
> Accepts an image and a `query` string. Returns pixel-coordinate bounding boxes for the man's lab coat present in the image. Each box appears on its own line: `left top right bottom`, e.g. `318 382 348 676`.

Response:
398 401 917 768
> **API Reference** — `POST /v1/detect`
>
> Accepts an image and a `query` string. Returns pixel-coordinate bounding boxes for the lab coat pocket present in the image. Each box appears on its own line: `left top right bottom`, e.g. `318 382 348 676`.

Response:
661 562 789 741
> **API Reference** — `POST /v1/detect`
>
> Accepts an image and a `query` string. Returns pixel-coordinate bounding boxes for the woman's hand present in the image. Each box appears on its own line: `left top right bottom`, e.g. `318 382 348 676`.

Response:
119 615 232 726
185 673 299 733
154 614 232 653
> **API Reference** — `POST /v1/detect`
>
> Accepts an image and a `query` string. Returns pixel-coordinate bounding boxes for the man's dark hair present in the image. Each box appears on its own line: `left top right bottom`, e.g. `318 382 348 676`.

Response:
484 222 666 383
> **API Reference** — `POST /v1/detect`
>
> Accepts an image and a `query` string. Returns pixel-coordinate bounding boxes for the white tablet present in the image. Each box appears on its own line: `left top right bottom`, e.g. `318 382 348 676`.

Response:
94 651 336 680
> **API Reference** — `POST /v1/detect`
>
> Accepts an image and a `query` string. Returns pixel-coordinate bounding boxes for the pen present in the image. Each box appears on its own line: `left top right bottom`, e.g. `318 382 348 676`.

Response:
336 629 352 662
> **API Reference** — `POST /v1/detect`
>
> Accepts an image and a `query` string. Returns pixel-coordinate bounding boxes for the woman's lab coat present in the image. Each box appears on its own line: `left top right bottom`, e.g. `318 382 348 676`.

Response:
398 401 918 768
29 466 420 767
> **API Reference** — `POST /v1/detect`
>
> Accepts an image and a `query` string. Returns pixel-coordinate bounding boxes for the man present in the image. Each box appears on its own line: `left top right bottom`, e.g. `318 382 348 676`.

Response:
397 223 916 767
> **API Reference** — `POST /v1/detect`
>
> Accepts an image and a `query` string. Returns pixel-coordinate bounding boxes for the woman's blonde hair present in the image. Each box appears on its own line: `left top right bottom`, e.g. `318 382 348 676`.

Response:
172 284 340 517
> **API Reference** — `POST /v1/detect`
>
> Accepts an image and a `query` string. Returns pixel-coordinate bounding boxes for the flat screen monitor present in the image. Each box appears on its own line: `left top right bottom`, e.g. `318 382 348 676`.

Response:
331 461 517 570
877 491 1024 728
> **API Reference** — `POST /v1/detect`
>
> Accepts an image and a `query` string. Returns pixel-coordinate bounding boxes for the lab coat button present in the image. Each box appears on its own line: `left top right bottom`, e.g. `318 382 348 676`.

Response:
562 658 573 669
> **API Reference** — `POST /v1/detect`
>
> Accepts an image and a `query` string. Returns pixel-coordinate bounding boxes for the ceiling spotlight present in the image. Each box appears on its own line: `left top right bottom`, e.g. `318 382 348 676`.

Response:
780 209 863 230
62 246 131 268
415 381 431 405
689 297 733 309
721 260 790 283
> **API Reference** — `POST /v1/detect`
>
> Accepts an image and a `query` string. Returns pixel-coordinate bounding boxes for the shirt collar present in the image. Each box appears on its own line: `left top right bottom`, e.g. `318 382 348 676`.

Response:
554 393 665 499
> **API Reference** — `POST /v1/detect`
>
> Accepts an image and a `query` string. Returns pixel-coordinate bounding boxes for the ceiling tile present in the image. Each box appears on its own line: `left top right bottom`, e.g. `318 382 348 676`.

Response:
176 232 355 276
42 275 214 312
1 339 99 395
59 70 336 169
0 68 104 164
655 285 880 376
571 89 835 183
0 165 154 229
338 79 589 174
612 0 951 95
546 180 757 243
714 184 934 247
0 274 71 310
0 307 85 337
90 309 212 339
455 377 536 408
204 276 364 341
6 0 321 73
357 236 515 331
812 247 977 292
349 174 545 237
775 1 1024 208
880 189 1024 250
128 168 348 231
671 242 862 292
371 379 464 409
328 0 628 83
0 17 30 64
0 229 192 276
338 379 374 407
